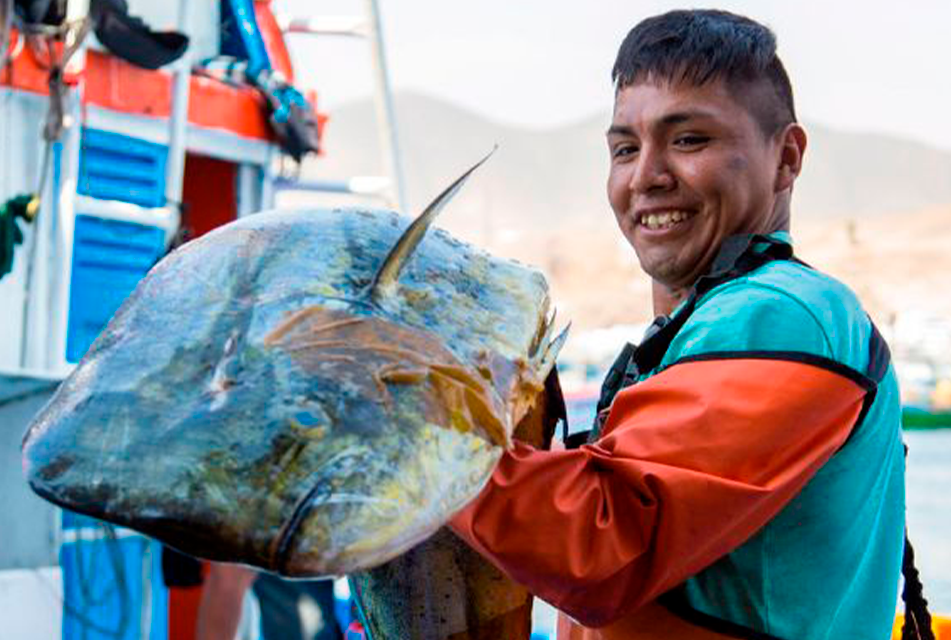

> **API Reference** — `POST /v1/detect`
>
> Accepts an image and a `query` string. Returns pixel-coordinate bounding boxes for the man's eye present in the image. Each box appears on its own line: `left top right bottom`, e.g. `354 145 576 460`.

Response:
612 144 639 159
674 135 710 148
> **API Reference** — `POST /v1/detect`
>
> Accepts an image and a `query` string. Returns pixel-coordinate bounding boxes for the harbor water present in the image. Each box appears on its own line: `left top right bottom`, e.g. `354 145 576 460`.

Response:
905 429 951 612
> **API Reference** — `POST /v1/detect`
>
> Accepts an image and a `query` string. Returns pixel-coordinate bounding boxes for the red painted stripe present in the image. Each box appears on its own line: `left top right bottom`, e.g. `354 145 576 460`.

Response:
1 34 330 143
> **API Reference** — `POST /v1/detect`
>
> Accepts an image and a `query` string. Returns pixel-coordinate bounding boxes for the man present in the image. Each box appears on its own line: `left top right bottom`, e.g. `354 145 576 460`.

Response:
450 10 906 639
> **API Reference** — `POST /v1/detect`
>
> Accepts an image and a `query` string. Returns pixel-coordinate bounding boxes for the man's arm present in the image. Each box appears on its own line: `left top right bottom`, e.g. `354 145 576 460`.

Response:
450 356 869 628
195 563 258 640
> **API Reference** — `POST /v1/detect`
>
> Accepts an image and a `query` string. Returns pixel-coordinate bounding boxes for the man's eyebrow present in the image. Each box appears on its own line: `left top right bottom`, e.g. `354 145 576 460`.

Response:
606 109 718 136
606 124 635 136
660 109 717 125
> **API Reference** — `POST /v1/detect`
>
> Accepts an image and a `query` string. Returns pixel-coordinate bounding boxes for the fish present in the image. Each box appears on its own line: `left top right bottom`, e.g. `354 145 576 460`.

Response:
21 151 568 588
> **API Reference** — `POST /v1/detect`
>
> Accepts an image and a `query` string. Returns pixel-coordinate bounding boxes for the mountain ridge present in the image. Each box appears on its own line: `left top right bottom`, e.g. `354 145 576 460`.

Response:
302 90 951 224
285 91 951 331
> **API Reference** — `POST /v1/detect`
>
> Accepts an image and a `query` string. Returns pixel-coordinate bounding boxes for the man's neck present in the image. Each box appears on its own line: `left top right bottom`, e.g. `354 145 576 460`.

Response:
652 281 688 317
649 221 793 316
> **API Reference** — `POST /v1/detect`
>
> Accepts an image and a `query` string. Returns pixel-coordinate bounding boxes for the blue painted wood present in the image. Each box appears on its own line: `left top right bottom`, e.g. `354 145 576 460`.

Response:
65 215 165 363
78 129 168 208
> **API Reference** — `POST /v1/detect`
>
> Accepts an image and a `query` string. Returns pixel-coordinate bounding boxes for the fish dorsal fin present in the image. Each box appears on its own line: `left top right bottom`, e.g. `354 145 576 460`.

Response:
370 147 497 302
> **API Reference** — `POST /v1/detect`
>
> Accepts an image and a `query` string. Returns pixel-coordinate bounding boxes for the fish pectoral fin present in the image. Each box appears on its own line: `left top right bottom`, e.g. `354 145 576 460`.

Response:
428 363 511 449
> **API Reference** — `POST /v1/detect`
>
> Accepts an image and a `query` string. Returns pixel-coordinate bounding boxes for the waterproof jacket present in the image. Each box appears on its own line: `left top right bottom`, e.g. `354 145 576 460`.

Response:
451 234 905 640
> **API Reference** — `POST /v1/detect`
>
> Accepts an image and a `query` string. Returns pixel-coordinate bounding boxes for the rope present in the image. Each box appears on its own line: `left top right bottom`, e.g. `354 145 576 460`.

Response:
902 534 935 640
8 13 90 292
25 17 91 142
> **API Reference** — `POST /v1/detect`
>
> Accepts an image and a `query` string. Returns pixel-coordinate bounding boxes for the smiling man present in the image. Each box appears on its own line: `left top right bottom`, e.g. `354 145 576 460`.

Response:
606 76 804 316
450 9 911 640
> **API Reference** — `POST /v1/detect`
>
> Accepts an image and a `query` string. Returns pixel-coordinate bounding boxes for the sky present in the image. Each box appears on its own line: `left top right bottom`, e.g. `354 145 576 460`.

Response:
276 0 951 152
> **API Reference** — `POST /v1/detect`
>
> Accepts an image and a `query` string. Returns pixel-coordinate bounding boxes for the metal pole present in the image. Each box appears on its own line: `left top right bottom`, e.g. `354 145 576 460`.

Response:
164 0 192 237
48 91 83 373
364 0 407 213
20 144 55 371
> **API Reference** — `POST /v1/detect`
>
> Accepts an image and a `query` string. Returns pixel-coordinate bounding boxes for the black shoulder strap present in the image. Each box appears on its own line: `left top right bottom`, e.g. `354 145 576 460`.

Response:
595 341 637 422
837 319 890 448
592 234 794 428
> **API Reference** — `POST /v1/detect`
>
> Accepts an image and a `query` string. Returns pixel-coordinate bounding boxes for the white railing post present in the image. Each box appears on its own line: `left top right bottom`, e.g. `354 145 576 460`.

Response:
364 0 407 212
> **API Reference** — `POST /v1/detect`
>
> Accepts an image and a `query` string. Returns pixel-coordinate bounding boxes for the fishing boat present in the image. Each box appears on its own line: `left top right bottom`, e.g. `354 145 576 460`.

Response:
903 407 951 430
0 1 408 638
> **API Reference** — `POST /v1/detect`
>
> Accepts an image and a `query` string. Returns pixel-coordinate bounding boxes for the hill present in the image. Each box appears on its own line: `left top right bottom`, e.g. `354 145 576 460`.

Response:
283 91 951 332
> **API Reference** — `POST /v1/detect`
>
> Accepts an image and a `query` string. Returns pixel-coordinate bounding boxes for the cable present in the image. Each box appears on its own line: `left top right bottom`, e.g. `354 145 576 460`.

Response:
59 521 133 639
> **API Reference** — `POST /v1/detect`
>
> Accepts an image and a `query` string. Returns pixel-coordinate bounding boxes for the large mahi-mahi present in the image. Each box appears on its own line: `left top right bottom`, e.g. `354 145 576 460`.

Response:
21 154 566 637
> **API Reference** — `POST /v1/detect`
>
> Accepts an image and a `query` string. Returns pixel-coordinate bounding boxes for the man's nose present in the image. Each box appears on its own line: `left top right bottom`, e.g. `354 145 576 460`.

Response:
629 147 675 194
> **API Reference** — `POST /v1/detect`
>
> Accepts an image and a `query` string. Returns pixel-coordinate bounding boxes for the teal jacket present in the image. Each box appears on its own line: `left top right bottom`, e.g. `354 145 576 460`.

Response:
653 233 905 639
452 234 905 639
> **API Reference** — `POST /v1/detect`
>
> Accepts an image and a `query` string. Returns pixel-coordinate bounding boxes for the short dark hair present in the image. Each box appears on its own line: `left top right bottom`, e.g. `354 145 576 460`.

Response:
612 10 796 135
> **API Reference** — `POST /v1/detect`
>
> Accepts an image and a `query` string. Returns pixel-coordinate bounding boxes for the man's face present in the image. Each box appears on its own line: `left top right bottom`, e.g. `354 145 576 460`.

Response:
606 78 788 293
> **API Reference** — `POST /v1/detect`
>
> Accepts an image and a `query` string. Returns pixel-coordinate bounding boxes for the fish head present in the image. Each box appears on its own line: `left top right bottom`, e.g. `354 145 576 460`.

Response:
23 201 563 576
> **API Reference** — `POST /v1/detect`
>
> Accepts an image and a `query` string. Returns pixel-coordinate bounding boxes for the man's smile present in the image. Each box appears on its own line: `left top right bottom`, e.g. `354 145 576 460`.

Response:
636 208 698 231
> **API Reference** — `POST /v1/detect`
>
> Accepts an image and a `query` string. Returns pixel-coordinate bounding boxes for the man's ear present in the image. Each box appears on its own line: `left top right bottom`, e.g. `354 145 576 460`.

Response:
775 123 807 193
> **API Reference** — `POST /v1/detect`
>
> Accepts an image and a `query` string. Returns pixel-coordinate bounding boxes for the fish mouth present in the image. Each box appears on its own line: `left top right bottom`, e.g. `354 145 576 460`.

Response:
273 477 328 574
270 482 430 577
269 433 503 578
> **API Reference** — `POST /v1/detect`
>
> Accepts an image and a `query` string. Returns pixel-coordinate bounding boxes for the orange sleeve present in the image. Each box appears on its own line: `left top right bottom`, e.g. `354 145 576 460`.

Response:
449 357 870 627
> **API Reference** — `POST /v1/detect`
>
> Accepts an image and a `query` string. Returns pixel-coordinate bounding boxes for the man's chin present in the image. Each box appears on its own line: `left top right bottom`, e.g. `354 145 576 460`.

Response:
638 255 682 285
640 257 704 297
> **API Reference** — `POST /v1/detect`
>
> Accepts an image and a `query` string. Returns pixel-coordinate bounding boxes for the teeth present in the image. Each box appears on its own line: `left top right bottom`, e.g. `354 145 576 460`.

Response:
641 210 692 229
